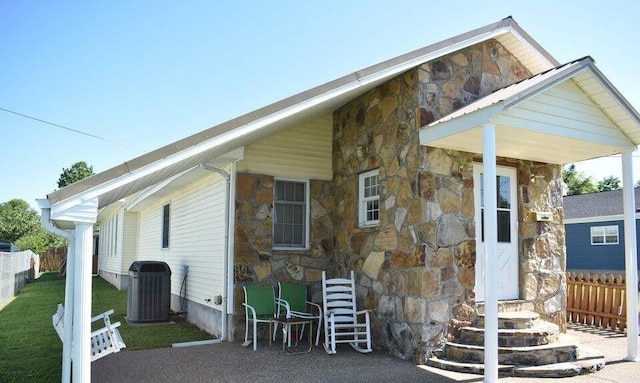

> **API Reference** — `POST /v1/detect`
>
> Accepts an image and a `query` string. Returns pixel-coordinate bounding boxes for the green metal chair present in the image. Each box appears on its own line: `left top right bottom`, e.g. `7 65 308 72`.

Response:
274 282 322 346
242 285 276 351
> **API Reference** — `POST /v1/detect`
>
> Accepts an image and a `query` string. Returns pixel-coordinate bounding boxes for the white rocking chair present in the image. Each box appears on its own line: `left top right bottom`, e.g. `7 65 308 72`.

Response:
322 271 372 354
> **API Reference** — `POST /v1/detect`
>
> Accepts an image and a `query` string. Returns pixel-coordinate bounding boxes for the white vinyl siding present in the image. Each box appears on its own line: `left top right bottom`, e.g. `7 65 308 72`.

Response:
136 170 228 310
490 80 631 161
422 76 636 165
121 212 138 274
590 225 619 245
238 115 332 180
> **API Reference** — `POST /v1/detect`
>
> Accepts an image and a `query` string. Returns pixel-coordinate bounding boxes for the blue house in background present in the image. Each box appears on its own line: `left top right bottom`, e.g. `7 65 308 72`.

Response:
564 188 640 273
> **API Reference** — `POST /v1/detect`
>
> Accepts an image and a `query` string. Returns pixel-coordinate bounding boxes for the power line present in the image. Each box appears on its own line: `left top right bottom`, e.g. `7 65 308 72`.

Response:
0 107 145 152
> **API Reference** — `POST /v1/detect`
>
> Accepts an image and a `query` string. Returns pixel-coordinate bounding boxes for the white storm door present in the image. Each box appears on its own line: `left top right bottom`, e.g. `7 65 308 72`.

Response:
473 164 518 302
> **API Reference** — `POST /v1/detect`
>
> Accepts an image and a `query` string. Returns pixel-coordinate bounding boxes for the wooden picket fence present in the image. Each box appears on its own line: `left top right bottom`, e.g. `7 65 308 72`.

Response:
566 272 627 331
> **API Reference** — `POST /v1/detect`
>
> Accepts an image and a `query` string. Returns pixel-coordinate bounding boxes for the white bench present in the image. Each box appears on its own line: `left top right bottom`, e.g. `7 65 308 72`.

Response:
52 303 126 361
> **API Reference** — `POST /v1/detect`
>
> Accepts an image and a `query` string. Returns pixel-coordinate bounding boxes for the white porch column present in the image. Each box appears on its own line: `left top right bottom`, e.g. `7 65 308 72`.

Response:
72 222 94 382
482 123 498 382
62 236 75 383
622 151 639 361
36 202 77 383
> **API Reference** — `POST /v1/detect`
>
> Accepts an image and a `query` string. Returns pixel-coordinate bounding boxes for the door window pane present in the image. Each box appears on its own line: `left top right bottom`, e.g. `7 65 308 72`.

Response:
479 172 513 244
497 210 511 242
497 176 511 209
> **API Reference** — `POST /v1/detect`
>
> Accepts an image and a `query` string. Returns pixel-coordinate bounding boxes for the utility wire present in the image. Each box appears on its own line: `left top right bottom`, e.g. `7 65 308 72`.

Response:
0 107 145 152
3 106 639 159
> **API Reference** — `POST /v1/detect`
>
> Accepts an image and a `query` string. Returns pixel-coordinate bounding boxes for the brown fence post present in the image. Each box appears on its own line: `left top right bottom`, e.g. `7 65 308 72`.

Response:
566 272 575 323
615 274 627 331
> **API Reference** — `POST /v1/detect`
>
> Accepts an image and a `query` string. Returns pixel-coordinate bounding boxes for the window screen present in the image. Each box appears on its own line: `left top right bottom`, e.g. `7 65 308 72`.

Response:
274 180 307 248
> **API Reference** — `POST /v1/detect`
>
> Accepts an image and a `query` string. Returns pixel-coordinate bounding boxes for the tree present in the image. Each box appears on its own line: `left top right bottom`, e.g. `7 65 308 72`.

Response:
0 199 40 242
15 228 66 254
57 161 95 188
597 176 621 192
0 198 67 252
562 164 598 196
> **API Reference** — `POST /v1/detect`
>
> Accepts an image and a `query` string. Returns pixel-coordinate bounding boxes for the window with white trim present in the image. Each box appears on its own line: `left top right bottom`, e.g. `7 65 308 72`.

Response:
590 225 618 245
358 169 380 227
274 179 309 249
101 214 118 257
162 203 170 249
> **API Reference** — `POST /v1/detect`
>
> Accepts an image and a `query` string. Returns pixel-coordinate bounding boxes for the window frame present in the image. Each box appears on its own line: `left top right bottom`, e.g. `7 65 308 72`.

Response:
358 169 380 227
590 225 619 245
273 178 310 250
161 203 171 249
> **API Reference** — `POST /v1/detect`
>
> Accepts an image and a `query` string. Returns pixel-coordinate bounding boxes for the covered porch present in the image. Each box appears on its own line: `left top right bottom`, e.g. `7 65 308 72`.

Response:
419 56 640 381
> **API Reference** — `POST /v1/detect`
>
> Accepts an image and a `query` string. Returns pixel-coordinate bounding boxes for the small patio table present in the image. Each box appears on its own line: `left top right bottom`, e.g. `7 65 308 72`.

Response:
270 317 313 355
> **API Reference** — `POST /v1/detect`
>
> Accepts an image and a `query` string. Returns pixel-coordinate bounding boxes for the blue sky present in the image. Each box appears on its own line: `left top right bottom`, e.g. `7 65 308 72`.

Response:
1 1 639 210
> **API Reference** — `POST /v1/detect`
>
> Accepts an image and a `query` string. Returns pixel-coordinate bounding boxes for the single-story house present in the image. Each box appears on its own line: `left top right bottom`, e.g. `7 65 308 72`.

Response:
39 16 640 382
564 188 640 274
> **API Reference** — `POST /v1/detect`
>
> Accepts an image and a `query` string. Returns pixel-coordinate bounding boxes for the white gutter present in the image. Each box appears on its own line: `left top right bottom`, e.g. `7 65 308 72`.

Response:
198 164 231 341
38 199 75 383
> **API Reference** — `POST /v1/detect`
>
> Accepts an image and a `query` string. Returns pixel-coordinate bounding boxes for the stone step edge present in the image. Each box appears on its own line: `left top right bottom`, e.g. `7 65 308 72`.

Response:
477 310 540 320
460 321 559 335
445 340 577 353
476 300 535 314
426 355 605 378
426 355 515 375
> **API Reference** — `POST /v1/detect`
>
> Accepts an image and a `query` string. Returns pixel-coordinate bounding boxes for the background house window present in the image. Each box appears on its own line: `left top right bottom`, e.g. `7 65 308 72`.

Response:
359 169 379 227
590 225 618 245
274 179 309 248
162 203 170 249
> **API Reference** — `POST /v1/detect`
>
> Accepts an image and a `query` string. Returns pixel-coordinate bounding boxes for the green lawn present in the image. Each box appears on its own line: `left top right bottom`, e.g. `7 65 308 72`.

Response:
0 273 214 383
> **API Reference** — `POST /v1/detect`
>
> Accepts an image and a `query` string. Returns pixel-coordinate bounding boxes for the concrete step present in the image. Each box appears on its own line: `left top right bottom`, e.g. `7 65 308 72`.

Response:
426 355 515 375
459 321 560 347
444 339 578 366
476 300 535 314
476 311 539 329
427 353 604 378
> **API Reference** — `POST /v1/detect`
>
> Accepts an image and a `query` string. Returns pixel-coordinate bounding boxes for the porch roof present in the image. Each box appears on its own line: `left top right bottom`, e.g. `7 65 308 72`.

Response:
419 57 640 164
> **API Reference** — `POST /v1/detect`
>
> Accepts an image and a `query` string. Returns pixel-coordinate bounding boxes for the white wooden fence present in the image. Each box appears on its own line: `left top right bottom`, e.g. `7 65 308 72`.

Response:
0 251 39 311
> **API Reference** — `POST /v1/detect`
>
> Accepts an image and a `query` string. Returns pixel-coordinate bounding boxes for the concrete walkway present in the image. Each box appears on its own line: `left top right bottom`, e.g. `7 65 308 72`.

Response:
92 324 640 383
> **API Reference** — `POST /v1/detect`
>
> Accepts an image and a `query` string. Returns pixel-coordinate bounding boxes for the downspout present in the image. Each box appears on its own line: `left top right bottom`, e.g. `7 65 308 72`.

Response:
38 199 75 383
199 164 231 341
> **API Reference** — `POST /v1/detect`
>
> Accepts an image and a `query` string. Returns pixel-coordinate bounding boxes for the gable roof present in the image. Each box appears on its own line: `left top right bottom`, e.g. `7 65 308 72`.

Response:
420 56 640 164
564 188 640 220
46 17 558 216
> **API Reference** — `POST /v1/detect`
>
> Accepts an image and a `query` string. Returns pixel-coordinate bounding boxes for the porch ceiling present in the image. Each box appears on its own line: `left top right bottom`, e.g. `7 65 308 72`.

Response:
419 57 640 164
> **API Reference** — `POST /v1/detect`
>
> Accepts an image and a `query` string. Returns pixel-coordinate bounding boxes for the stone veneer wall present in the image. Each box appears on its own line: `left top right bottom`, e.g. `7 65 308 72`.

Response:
332 39 566 361
519 163 566 329
231 173 336 339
